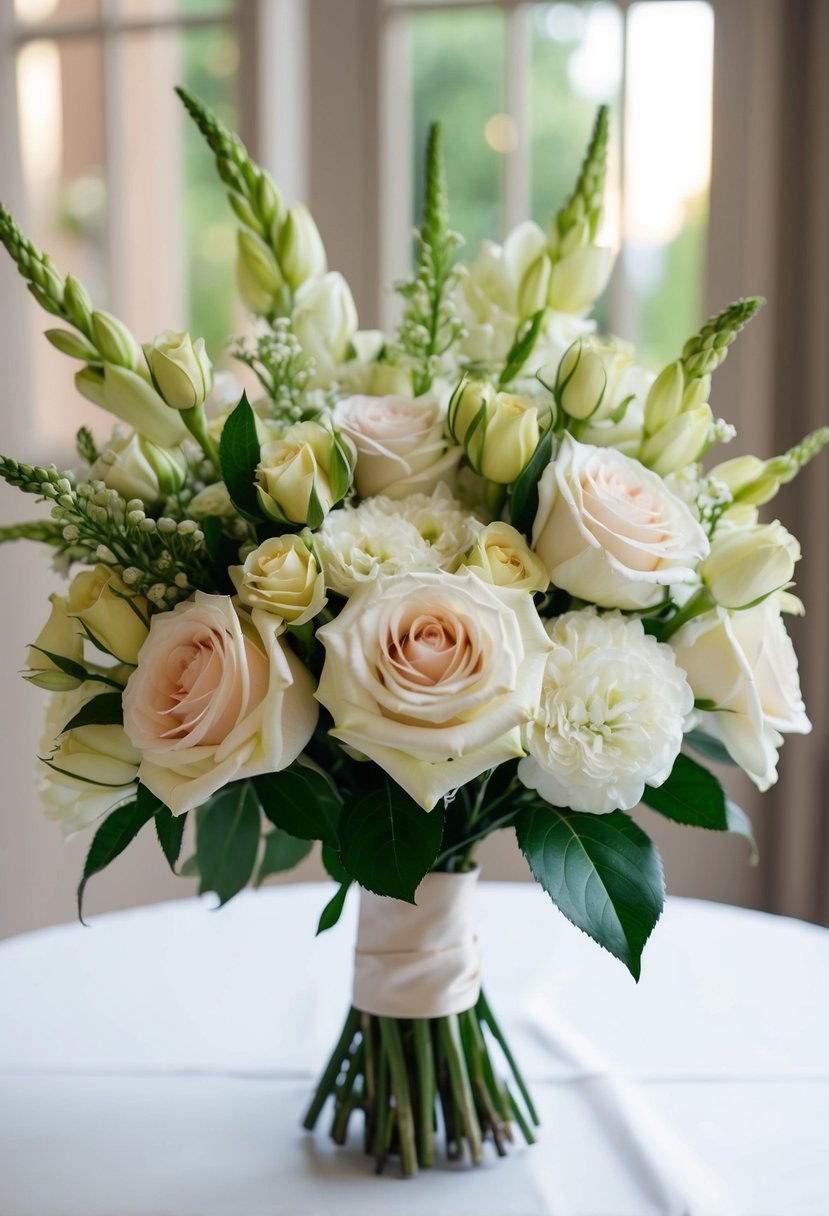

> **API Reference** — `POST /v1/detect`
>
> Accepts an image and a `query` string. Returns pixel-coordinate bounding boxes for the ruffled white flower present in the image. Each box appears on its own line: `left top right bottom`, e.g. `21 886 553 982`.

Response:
315 486 480 596
38 680 140 838
519 609 693 814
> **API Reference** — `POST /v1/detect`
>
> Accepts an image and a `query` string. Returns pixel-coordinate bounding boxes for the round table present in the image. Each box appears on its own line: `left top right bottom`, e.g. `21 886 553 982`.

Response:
1 884 827 1216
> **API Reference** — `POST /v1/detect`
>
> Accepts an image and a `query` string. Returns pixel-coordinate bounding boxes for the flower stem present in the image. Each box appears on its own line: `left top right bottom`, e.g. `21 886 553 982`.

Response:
412 1019 436 1166
302 1006 359 1130
378 1016 419 1177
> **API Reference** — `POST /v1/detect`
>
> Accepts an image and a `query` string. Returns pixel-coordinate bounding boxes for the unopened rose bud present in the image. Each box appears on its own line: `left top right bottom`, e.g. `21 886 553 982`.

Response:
67 567 149 664
276 204 327 290
256 420 354 527
26 594 85 689
462 522 549 592
89 431 186 505
701 520 800 609
448 379 540 484
556 339 607 421
144 330 214 412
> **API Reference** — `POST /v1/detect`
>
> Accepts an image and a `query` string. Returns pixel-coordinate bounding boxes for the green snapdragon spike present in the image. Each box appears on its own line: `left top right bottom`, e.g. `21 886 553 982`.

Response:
175 86 282 240
552 103 609 245
395 121 465 396
0 204 94 337
681 296 765 381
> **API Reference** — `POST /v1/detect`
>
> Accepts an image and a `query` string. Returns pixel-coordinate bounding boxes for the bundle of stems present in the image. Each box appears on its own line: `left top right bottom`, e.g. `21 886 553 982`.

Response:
303 990 539 1176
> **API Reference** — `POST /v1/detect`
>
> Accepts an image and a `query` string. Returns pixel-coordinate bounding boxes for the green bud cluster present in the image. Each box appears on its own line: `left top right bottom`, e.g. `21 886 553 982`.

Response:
681 297 765 381
551 104 609 249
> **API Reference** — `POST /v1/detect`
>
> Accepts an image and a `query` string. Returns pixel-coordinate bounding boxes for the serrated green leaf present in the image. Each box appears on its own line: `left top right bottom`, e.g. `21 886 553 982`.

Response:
642 753 730 829
338 777 444 903
255 764 341 847
77 798 154 923
196 780 261 906
509 427 555 538
28 646 123 690
316 880 351 935
62 692 123 733
499 311 544 388
683 729 737 767
515 806 664 979
179 853 200 877
255 829 312 886
219 392 262 522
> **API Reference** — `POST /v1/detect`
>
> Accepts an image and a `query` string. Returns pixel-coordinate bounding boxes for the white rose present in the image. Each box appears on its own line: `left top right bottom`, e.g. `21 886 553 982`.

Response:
532 434 709 609
38 681 139 838
519 609 693 814
700 520 800 609
462 522 549 593
672 600 810 790
315 487 479 596
230 534 326 625
122 592 318 814
292 272 357 381
333 394 462 500
315 569 552 810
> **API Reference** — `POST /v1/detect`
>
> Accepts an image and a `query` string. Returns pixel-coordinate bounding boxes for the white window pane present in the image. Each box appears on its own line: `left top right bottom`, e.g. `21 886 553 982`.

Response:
624 0 714 365
14 0 101 25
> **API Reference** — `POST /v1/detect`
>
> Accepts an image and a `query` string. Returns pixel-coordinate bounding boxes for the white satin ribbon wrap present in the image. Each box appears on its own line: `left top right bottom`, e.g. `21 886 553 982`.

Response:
352 870 482 1018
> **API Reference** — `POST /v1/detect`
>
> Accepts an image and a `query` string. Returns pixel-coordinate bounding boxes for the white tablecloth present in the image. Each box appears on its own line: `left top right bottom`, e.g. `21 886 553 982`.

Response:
1 884 827 1216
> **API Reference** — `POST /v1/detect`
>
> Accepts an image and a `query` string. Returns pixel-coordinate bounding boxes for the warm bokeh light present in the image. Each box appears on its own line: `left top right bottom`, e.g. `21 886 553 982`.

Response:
484 112 519 154
17 39 62 197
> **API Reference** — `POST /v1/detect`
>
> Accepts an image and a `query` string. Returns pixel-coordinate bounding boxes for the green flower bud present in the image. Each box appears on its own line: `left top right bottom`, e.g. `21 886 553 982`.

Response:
701 521 800 609
447 379 540 484
75 364 188 448
237 228 283 295
90 310 141 369
517 253 551 318
63 274 93 333
277 204 327 290
643 361 684 434
44 328 99 361
639 405 712 476
556 339 607 421
144 330 214 412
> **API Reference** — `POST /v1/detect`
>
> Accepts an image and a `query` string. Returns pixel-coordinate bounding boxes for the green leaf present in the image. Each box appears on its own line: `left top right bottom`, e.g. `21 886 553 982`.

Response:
684 729 737 767
62 691 123 733
515 806 664 979
255 829 312 886
179 853 200 878
255 764 342 848
642 753 730 830
196 780 261 906
338 777 445 903
509 427 555 538
153 797 187 873
77 798 154 923
322 843 349 883
317 880 351 935
28 646 123 690
219 391 262 523
499 311 544 388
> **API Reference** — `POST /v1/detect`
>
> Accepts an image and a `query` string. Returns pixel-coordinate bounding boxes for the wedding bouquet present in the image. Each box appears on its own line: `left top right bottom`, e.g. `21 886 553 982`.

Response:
1 95 826 1177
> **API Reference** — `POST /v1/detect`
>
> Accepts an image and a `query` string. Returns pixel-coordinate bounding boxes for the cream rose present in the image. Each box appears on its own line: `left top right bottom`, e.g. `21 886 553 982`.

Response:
315 570 551 810
333 394 462 500
89 429 186 505
122 592 318 814
67 567 149 664
461 522 549 592
256 420 355 527
519 609 693 814
230 534 326 625
672 600 810 790
38 681 140 837
27 594 85 690
532 434 709 609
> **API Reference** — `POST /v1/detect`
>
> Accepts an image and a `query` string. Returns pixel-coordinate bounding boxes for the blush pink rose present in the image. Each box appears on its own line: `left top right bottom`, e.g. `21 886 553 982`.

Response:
122 592 318 814
333 394 461 500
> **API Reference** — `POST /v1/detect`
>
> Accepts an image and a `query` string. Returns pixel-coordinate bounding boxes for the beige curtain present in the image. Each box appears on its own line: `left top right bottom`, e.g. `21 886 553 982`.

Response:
708 0 829 925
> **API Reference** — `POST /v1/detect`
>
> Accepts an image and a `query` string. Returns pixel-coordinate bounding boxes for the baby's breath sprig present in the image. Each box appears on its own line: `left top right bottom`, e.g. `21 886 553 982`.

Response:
232 319 317 423
393 123 466 396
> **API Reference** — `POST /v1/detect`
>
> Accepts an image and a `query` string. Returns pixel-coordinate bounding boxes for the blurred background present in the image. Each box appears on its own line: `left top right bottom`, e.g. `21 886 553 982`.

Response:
0 0 826 938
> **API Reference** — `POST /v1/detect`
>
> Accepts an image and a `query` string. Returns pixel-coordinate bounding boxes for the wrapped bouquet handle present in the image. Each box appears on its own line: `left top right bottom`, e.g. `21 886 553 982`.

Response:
352 871 481 1018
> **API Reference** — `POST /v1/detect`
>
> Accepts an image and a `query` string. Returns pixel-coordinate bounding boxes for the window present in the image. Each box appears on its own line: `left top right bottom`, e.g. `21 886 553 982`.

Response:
383 0 714 369
8 0 243 448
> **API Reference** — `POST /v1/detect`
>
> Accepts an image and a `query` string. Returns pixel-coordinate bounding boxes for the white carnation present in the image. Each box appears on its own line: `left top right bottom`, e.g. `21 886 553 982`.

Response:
316 486 480 596
518 608 693 814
